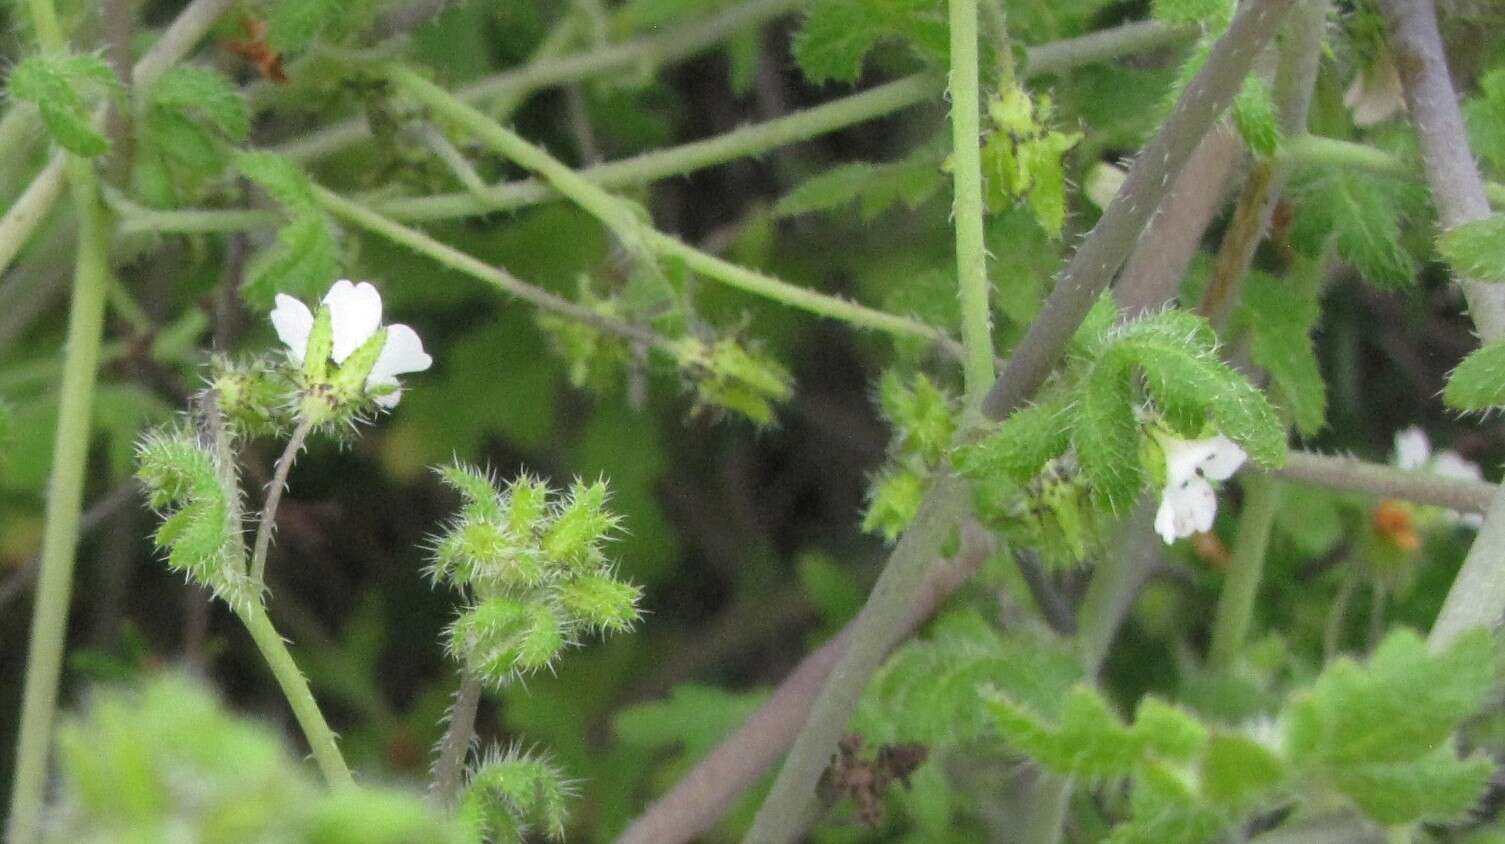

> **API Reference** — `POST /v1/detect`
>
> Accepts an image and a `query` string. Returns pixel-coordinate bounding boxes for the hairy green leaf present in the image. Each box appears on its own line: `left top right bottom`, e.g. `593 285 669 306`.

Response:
955 397 1072 483
1329 747 1494 825
791 0 946 84
7 53 116 156
1438 214 1505 282
1289 167 1416 288
1444 341 1505 411
1236 271 1327 436
242 215 341 307
1232 76 1280 157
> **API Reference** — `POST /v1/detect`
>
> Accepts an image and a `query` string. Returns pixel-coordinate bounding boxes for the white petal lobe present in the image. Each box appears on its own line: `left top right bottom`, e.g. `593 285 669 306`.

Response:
270 294 314 364
323 280 383 364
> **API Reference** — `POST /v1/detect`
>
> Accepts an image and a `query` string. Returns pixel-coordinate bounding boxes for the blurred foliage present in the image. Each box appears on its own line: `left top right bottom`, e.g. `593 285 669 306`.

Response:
3 0 1505 841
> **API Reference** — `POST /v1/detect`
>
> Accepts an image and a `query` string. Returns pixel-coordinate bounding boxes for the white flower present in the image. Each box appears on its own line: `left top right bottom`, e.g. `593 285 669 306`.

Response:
1344 49 1407 128
270 280 433 408
1154 433 1248 545
1391 426 1484 527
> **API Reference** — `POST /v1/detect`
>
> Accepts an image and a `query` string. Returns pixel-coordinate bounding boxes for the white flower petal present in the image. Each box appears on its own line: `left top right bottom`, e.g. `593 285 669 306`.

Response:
322 280 383 364
1432 450 1483 483
270 294 314 364
368 323 432 384
1156 475 1219 544
1163 434 1247 485
1393 426 1432 471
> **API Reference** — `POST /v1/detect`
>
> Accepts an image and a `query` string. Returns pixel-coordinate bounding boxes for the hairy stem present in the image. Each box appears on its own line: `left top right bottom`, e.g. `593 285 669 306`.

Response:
1274 450 1494 514
982 0 1296 420
388 66 951 347
273 0 802 162
743 477 972 842
5 157 112 844
1207 474 1281 668
1376 0 1505 651
234 600 355 788
5 2 117 836
430 672 484 807
948 0 997 398
250 415 315 585
312 186 668 350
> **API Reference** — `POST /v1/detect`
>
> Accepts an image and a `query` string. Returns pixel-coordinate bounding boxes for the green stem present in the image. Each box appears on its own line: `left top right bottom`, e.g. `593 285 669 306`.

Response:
5 158 111 844
312 185 668 350
272 0 801 162
430 672 484 807
250 415 315 585
948 0 997 399
388 65 949 347
7 10 109 841
1207 474 1281 669
1325 564 1359 661
743 476 971 843
1282 134 1505 206
234 600 355 788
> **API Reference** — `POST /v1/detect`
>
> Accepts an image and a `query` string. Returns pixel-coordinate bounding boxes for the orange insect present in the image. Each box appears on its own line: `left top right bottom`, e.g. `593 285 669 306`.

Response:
225 17 288 85
1372 500 1421 553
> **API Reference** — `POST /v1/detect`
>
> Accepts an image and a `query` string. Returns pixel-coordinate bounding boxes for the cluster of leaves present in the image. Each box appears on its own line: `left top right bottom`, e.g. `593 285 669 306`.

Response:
132 66 252 207
6 52 118 157
987 629 1497 839
49 673 459 842
979 84 1082 237
960 307 1284 513
790 0 947 85
134 425 253 607
456 745 575 844
862 371 958 542
668 335 794 426
430 463 642 688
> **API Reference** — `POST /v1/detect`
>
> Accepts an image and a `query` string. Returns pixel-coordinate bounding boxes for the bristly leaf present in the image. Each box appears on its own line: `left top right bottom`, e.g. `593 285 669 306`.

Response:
1232 76 1280 157
1464 68 1505 178
1444 341 1505 412
955 397 1072 484
458 745 574 842
1328 746 1495 825
791 0 947 84
1236 270 1327 436
773 153 944 221
7 53 117 157
1075 352 1141 511
1288 166 1416 288
241 215 341 307
1438 214 1505 282
234 150 319 213
147 66 251 141
1285 629 1492 769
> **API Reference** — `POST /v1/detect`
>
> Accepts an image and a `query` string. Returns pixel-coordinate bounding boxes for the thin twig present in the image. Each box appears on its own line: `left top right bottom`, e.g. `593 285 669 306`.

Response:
430 672 484 807
1375 0 1505 651
250 415 315 585
1274 450 1495 514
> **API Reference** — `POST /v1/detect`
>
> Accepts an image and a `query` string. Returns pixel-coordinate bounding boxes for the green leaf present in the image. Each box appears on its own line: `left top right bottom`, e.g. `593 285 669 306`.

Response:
956 397 1072 484
774 152 943 221
1236 270 1327 436
147 65 250 142
1107 761 1230 844
796 552 864 630
242 215 341 307
615 684 768 761
234 151 319 213
1022 130 1081 237
267 0 343 53
1438 214 1505 282
861 610 1082 746
791 0 946 84
1075 353 1141 511
1116 312 1286 465
774 163 880 217
1289 167 1415 288
992 689 1144 777
1201 734 1287 808
1232 76 1280 157
1286 628 1493 768
1329 747 1494 825
1444 341 1505 411
7 53 116 157
1465 68 1505 178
